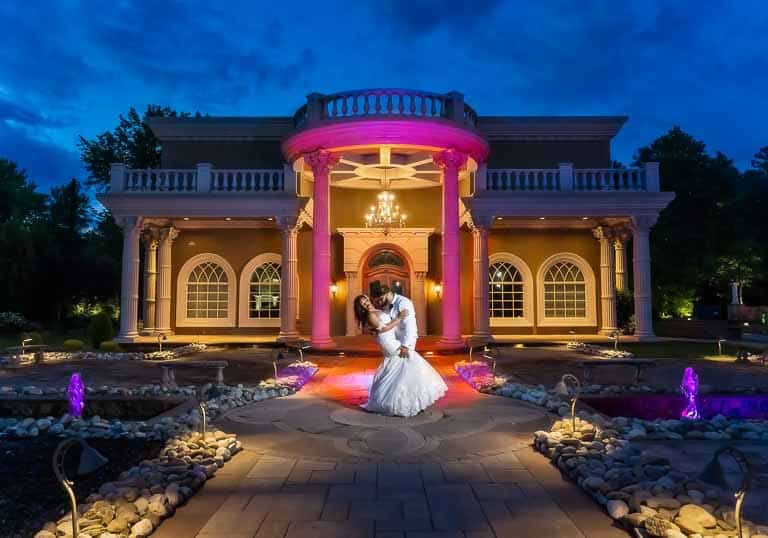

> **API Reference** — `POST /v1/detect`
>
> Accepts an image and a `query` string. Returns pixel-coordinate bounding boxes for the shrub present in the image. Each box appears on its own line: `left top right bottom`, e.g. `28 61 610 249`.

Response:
21 331 44 345
0 312 32 333
616 289 635 334
62 339 85 351
99 340 122 352
87 312 114 348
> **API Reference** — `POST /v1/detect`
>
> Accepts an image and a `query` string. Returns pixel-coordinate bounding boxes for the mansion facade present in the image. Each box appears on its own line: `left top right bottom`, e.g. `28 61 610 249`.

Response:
100 89 673 346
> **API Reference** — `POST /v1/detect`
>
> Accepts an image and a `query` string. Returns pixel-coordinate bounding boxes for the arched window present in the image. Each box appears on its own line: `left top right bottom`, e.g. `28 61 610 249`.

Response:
177 253 237 327
239 253 282 327
544 262 585 318
536 253 596 326
489 262 523 318
488 253 533 327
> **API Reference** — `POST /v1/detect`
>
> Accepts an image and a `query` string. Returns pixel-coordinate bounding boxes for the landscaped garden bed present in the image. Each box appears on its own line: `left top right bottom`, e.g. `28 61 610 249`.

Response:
0 359 320 536
454 357 768 534
0 436 164 537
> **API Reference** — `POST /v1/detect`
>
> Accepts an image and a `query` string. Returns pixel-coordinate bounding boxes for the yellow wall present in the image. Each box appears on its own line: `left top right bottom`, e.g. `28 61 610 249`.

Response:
168 217 603 336
330 186 442 229
171 228 281 335
488 228 601 334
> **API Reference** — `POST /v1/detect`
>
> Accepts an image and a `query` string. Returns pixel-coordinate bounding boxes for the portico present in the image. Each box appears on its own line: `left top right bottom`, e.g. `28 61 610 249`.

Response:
99 89 673 346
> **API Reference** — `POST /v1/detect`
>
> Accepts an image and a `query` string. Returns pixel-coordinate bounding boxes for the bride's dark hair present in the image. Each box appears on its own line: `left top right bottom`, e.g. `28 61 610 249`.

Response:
353 295 371 329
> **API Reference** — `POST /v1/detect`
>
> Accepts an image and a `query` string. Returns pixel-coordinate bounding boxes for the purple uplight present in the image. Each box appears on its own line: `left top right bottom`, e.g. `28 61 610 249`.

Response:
67 373 85 417
454 360 495 391
680 366 700 420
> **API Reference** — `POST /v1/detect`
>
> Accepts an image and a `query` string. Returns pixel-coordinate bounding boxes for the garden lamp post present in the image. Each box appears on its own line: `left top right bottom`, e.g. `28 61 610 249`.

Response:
53 438 109 538
21 337 32 355
196 386 208 441
481 343 499 375
697 446 753 538
717 338 726 356
157 334 167 352
554 374 581 433
611 330 620 352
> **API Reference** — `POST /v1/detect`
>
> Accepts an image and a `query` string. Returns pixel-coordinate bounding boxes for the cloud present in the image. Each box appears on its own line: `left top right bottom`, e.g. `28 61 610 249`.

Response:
0 121 83 189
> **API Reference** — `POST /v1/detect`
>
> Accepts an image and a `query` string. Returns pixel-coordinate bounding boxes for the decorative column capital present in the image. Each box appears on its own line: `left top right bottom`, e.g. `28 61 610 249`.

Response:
592 225 616 242
117 216 143 234
630 214 658 234
304 149 340 175
433 148 469 171
472 214 494 230
159 226 179 243
276 216 299 231
612 226 632 246
414 271 427 281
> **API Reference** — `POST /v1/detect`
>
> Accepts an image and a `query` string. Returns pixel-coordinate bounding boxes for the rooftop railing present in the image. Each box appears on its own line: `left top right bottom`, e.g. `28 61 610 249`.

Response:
108 163 294 194
292 89 478 129
482 163 660 193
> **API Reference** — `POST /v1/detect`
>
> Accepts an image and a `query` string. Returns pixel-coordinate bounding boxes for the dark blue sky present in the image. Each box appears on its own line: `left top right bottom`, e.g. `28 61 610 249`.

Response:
1 1 767 190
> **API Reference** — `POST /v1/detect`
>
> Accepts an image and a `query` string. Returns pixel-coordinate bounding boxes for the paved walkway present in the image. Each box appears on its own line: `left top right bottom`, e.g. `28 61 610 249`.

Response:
155 356 627 538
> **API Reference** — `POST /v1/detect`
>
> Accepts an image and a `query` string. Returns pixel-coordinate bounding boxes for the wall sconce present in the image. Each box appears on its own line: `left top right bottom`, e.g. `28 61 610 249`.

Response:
330 283 339 298
433 284 442 299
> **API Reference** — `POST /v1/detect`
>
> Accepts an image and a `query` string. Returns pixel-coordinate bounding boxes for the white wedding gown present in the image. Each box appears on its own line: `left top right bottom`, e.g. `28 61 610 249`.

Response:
362 312 448 417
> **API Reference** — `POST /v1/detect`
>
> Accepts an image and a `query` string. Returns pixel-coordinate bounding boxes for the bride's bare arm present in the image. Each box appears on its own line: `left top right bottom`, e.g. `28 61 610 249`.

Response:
369 309 409 333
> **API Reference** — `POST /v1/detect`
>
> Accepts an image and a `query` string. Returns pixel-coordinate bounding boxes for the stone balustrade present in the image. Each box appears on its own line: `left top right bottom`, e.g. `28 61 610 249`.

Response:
484 162 660 193
109 163 291 194
293 88 478 128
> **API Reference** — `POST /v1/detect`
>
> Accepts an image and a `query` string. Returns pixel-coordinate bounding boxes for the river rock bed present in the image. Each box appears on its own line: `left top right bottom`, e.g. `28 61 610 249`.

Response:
32 429 241 538
1 343 208 367
567 341 635 358
535 418 768 537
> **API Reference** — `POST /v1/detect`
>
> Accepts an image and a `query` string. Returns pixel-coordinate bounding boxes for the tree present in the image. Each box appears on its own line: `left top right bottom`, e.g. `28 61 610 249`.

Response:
78 105 196 189
712 244 762 304
0 158 47 223
633 126 741 316
752 145 768 175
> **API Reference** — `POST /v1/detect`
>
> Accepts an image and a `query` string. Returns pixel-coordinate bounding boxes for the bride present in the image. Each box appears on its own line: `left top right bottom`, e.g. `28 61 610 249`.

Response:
353 294 447 417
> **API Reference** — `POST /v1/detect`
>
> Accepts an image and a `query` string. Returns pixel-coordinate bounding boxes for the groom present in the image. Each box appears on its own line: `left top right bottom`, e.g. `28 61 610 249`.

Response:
372 283 417 358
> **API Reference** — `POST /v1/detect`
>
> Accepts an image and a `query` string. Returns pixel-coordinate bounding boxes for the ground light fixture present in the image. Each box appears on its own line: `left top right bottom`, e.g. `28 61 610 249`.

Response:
53 438 109 538
21 337 32 354
697 446 753 538
554 374 581 432
717 337 726 356
157 333 168 352
610 330 620 351
196 386 208 441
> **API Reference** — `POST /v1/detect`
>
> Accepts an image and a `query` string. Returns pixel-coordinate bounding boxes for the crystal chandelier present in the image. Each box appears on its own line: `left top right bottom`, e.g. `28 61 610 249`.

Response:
363 169 407 230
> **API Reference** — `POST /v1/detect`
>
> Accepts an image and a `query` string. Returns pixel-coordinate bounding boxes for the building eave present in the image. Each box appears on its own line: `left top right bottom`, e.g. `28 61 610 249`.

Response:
96 192 301 219
477 115 628 141
146 116 294 141
468 191 674 219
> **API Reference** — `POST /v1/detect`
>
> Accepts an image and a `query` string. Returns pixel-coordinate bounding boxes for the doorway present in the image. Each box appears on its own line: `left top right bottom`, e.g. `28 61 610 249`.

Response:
363 248 410 297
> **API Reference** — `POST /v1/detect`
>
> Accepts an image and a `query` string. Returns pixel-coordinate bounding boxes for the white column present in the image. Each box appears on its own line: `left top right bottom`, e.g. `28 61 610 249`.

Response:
118 216 142 339
594 226 618 335
305 150 339 348
472 224 490 338
155 226 179 335
278 219 300 340
345 271 359 336
433 149 468 345
141 231 159 332
413 272 427 335
631 215 657 340
614 233 629 293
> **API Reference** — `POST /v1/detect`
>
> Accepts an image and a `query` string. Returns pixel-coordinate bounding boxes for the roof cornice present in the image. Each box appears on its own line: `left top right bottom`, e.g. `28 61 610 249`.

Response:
477 116 628 141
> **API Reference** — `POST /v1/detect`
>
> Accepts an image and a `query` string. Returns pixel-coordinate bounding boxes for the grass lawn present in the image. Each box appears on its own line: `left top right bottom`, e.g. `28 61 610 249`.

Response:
622 340 765 360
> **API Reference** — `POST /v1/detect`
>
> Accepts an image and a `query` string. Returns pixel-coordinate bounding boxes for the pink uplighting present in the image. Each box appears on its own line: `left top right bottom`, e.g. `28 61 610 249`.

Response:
680 366 700 420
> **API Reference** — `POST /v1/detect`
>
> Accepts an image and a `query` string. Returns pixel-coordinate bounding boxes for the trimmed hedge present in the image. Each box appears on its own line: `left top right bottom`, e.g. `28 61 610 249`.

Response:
62 339 86 351
88 312 114 348
99 340 122 352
